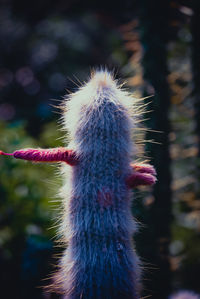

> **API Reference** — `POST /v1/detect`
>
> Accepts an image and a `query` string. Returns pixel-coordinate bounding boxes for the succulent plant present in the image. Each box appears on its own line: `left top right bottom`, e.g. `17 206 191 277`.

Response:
1 70 156 298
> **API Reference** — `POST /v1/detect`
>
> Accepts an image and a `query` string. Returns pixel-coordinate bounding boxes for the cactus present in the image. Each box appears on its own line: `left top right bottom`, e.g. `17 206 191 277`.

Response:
1 70 156 298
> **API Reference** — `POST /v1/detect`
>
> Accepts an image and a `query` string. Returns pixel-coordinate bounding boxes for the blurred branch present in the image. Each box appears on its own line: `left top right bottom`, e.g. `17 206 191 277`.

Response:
138 0 172 298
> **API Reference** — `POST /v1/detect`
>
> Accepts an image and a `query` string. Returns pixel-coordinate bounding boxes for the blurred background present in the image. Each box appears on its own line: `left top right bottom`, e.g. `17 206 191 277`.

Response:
0 0 200 298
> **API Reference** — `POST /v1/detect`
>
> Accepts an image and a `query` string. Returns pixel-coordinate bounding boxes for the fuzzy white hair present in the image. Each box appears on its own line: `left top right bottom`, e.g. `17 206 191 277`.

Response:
54 70 141 299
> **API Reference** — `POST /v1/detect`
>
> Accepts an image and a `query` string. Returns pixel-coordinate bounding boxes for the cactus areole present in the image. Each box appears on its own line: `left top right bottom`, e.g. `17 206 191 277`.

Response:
1 70 156 298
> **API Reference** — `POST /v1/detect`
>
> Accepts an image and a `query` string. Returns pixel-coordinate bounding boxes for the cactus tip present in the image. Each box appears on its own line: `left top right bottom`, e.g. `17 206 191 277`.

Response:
91 70 114 88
